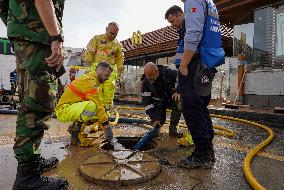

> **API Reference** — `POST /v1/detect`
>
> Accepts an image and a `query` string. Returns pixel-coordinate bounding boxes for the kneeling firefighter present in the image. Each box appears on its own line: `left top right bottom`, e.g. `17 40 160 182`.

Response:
55 62 114 146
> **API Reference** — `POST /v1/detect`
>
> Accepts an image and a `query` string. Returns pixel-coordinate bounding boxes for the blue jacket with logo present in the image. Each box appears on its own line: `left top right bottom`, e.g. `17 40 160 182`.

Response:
174 21 185 68
184 0 224 68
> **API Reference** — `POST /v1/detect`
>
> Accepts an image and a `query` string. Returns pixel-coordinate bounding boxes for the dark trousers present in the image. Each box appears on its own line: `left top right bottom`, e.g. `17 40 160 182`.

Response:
159 100 182 128
178 57 214 151
181 88 214 150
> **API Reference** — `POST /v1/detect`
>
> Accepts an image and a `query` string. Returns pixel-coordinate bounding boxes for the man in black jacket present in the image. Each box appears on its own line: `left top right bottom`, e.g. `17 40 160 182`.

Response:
141 62 182 137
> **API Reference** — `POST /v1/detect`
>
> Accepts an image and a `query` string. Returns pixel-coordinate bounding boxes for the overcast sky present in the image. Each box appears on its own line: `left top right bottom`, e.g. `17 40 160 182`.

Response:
0 0 184 48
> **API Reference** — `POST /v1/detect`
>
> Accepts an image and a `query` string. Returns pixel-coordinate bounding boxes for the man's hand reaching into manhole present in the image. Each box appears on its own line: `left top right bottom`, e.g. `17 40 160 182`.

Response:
104 125 125 150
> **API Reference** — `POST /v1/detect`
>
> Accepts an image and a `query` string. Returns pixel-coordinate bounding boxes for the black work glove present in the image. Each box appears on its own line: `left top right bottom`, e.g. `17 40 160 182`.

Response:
55 65 66 78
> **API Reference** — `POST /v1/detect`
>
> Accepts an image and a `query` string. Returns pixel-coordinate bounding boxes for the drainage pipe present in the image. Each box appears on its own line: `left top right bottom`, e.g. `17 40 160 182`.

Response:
0 109 18 114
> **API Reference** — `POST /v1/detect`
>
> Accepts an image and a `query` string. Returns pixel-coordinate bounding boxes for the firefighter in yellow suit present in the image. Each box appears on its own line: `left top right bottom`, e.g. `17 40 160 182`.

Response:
84 22 124 110
55 62 114 146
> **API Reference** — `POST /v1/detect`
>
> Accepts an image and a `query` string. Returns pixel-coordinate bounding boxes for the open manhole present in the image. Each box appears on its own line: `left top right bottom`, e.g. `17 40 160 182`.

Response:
101 137 157 151
79 150 161 186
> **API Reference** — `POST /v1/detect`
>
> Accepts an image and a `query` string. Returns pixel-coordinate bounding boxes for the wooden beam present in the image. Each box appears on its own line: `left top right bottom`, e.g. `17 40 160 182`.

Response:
218 0 256 13
233 9 252 25
215 0 231 6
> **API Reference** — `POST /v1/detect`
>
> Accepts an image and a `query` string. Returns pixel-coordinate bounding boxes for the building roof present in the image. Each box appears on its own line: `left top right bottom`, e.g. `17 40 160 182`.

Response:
215 0 283 26
121 25 233 59
121 0 283 60
121 26 177 59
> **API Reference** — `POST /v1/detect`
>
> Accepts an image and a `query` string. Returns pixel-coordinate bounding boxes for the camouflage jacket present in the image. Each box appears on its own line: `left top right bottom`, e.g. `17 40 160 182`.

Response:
0 0 65 45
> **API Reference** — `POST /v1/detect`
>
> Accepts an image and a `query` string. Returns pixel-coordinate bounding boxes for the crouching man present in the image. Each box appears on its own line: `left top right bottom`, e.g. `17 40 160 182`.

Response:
55 62 114 146
135 62 183 150
142 62 183 137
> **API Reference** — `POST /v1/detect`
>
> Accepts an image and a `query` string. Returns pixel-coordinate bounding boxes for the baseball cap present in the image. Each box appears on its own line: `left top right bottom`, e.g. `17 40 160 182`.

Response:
194 63 214 96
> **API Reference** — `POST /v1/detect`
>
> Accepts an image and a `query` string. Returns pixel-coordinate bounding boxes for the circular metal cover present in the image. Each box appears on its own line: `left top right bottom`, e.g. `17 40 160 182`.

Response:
79 150 161 186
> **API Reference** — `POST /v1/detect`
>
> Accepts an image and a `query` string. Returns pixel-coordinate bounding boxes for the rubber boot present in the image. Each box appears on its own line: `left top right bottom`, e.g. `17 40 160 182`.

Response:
169 125 183 138
12 157 68 190
39 156 59 173
208 146 216 162
68 121 82 146
178 147 214 169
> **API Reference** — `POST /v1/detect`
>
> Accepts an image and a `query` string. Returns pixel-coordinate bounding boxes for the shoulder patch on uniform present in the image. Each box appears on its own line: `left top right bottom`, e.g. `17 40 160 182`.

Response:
189 7 197 13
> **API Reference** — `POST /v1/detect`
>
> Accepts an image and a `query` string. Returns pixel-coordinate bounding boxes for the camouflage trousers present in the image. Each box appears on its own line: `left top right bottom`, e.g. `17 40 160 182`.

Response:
13 40 59 161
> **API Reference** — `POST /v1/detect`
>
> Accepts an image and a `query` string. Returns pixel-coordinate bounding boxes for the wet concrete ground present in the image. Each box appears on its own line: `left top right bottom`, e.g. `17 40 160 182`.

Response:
0 110 284 190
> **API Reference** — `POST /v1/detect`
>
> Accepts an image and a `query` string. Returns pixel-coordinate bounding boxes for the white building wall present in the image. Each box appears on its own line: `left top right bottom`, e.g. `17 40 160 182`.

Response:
0 54 16 90
245 70 284 95
0 47 84 89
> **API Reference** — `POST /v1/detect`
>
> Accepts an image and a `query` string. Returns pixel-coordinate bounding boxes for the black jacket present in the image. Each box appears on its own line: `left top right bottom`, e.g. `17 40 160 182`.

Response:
141 65 177 122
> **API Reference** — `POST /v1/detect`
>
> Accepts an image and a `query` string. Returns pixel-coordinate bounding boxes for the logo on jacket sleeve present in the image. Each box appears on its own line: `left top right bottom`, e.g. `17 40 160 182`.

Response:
189 7 197 13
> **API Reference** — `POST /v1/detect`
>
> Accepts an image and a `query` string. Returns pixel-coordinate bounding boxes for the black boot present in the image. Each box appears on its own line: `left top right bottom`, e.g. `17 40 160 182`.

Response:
39 156 59 173
13 157 68 190
169 125 183 138
178 147 214 169
68 121 82 146
208 146 216 162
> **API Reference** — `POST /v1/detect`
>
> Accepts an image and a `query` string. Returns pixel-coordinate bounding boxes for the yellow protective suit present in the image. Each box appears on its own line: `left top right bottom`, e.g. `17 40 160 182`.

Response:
84 34 124 107
55 71 108 124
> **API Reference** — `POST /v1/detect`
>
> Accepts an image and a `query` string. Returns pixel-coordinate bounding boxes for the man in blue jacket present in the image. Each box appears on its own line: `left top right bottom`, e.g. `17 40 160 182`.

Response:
165 0 224 169
10 69 18 93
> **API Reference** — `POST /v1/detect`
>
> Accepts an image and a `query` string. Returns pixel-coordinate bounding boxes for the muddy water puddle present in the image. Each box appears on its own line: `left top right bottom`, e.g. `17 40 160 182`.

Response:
1 113 284 189
44 139 196 190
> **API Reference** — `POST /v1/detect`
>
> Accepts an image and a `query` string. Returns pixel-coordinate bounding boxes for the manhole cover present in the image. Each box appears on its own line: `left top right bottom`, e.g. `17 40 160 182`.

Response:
79 150 161 186
101 137 157 151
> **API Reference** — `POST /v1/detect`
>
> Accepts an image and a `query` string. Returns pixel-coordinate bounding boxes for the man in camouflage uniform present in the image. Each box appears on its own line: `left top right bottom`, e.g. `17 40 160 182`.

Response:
0 0 68 189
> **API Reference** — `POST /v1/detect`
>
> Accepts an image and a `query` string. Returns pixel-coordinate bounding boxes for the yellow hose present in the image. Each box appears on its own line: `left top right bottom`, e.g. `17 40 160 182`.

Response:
69 65 89 70
116 106 235 138
163 120 235 137
116 106 144 111
211 114 274 190
114 106 274 190
212 125 235 137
